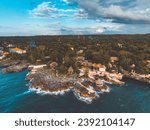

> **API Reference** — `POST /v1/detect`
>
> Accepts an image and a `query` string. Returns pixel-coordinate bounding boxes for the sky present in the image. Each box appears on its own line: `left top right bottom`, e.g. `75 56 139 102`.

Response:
0 0 150 36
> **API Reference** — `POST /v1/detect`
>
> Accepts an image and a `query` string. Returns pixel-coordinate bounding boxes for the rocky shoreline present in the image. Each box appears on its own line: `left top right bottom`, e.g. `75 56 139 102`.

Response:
2 61 30 73
26 68 109 103
123 73 150 85
0 59 149 103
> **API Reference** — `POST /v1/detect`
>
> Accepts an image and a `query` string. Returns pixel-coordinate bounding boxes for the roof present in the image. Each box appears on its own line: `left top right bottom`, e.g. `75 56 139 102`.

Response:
11 48 23 51
110 57 119 61
80 67 87 71
3 52 10 55
92 63 106 68
68 66 74 71
146 60 150 64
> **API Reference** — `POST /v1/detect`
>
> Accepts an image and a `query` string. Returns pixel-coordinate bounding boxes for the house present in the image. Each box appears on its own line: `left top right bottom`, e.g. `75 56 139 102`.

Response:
77 56 85 61
79 67 87 77
50 62 58 68
70 47 74 51
110 57 119 63
77 50 84 55
118 43 123 48
92 63 106 72
68 66 74 75
145 60 150 69
146 60 150 64
3 52 10 55
82 60 93 67
0 55 5 60
28 64 47 71
147 64 150 69
130 64 135 68
7 44 15 48
9 48 26 54
0 52 10 60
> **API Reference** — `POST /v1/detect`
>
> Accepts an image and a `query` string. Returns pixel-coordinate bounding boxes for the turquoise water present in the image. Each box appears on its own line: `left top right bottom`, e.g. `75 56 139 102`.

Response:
0 69 150 113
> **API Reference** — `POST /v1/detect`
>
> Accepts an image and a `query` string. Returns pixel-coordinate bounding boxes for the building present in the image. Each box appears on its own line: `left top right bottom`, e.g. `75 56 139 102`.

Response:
3 52 10 55
110 57 119 63
77 50 84 55
77 56 85 61
28 64 47 71
9 48 26 54
146 60 150 64
7 44 15 48
92 63 106 72
68 66 74 75
0 55 5 60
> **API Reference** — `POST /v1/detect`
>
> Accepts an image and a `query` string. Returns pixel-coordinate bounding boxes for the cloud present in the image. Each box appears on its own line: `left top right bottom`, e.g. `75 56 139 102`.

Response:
66 0 150 24
29 2 82 19
43 22 124 35
29 2 77 18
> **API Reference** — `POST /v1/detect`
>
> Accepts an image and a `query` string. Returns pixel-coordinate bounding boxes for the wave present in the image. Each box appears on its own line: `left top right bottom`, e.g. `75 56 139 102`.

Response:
72 89 93 104
26 82 112 104
101 79 113 84
15 90 32 98
29 86 72 96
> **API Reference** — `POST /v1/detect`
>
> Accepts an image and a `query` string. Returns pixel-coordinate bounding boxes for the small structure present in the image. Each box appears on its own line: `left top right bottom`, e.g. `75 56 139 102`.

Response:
0 52 10 60
77 50 84 55
50 62 58 69
77 56 85 61
147 64 150 69
82 60 92 67
95 79 103 86
110 57 119 63
118 43 123 48
146 60 150 64
79 67 87 77
130 64 135 68
92 63 106 72
7 44 15 48
68 66 74 75
28 64 47 71
3 52 10 55
45 56 50 59
9 48 26 54
0 55 5 60
70 47 74 51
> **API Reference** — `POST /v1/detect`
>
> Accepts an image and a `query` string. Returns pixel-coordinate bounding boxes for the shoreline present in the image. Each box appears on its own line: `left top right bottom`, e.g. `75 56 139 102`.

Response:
0 59 149 104
123 76 150 85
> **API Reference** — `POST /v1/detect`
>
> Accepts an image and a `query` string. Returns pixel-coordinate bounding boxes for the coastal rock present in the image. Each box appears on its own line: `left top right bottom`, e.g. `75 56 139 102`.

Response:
26 69 110 103
2 62 30 73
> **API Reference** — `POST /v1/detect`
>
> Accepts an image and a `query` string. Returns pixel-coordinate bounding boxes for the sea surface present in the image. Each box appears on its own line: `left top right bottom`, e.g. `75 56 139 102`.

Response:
0 69 150 113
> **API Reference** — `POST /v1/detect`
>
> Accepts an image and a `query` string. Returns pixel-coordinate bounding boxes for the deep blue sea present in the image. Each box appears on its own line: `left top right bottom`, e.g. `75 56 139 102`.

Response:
0 69 150 113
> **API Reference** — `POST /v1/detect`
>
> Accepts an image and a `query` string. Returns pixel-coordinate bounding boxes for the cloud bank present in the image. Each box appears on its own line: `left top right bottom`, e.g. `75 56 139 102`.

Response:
65 0 150 24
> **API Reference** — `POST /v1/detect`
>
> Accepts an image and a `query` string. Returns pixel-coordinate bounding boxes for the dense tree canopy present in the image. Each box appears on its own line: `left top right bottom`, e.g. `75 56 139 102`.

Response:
0 34 150 74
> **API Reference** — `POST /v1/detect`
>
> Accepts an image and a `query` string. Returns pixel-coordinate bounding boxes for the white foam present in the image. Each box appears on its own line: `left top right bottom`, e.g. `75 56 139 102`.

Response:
102 79 113 84
29 87 72 96
72 89 93 104
15 90 32 97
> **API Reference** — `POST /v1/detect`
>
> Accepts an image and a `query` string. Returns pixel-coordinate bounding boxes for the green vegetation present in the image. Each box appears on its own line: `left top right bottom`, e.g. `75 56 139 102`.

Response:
0 34 150 74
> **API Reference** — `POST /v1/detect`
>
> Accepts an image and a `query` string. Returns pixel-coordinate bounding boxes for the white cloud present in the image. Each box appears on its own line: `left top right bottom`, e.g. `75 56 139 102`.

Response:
29 2 77 18
67 0 150 24
96 28 104 33
29 1 92 19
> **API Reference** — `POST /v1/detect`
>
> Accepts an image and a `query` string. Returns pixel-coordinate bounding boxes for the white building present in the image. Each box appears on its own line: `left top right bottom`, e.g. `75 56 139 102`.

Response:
9 48 26 54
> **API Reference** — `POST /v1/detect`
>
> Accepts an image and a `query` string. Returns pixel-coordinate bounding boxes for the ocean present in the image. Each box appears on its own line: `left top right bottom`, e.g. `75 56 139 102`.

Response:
0 69 150 113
